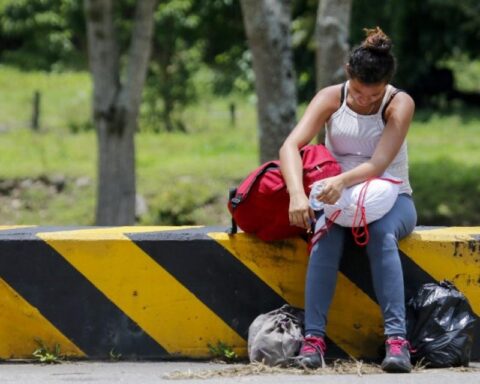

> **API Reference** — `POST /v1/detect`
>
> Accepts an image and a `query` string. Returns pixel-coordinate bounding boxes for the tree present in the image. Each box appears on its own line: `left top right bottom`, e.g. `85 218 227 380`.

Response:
84 0 157 225
239 0 297 163
315 0 352 90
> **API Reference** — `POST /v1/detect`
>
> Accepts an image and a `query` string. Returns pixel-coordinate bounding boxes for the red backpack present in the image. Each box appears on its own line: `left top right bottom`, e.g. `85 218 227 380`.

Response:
227 145 341 241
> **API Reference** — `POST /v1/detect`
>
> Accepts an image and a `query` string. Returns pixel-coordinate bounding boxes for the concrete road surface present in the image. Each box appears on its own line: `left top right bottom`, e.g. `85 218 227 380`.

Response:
0 361 479 384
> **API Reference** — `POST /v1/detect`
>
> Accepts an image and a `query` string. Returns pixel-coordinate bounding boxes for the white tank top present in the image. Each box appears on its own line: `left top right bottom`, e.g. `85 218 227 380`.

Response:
325 81 412 195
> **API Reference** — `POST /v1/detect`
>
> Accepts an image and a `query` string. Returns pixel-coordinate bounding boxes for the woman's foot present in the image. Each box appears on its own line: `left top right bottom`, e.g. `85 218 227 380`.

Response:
294 335 326 369
381 336 413 373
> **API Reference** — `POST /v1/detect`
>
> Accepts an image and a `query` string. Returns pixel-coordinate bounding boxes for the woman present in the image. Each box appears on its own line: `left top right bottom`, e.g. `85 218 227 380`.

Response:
279 27 416 373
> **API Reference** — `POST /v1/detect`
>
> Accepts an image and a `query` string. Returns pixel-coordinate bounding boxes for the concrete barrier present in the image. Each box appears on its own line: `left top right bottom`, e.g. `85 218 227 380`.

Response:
0 225 478 360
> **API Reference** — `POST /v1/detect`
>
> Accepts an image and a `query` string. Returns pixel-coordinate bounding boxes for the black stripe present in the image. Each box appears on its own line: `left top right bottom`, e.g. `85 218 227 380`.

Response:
339 234 375 301
0 230 166 358
129 228 287 338
128 227 348 358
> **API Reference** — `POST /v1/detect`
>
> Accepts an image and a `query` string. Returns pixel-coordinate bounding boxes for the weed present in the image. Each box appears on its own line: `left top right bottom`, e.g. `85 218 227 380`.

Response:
109 348 122 361
32 339 63 364
208 341 238 362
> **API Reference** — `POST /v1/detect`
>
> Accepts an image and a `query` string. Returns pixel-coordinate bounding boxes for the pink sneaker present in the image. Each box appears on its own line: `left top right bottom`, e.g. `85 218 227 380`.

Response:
295 335 326 368
381 336 413 373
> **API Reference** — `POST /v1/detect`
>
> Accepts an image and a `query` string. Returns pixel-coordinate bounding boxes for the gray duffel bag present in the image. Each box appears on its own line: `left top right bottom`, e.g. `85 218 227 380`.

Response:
248 304 304 366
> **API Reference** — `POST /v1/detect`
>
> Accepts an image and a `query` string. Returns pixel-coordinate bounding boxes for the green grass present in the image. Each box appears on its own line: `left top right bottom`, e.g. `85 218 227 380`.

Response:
0 65 479 226
0 65 259 225
0 65 91 132
408 106 480 166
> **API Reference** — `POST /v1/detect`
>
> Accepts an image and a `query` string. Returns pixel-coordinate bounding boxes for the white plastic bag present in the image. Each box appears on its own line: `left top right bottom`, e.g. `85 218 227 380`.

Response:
310 174 401 227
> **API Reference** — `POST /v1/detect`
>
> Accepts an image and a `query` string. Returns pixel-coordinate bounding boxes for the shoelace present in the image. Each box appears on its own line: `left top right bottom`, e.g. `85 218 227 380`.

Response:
387 338 411 356
293 336 326 369
300 337 326 355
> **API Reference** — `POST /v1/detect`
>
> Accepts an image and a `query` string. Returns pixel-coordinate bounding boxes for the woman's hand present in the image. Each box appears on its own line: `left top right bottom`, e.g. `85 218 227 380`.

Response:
288 192 316 231
315 175 346 205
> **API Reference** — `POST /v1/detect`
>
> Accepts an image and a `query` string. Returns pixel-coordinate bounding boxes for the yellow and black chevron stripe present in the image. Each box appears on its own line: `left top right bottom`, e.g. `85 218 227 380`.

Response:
0 225 478 360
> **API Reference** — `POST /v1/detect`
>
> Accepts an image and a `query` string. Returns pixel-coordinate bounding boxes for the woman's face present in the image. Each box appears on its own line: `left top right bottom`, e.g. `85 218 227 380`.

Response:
348 78 387 108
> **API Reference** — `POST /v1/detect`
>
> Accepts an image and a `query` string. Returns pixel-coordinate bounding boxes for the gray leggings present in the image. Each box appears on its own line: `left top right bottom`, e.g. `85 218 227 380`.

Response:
305 194 417 337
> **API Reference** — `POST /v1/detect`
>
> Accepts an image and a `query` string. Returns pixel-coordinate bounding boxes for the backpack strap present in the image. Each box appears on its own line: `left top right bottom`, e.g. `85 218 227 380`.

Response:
229 162 279 209
227 162 279 235
382 88 405 123
227 187 238 235
339 82 347 105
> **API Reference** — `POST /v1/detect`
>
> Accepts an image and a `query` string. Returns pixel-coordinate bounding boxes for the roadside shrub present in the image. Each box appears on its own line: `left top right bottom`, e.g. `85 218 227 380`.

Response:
143 179 221 226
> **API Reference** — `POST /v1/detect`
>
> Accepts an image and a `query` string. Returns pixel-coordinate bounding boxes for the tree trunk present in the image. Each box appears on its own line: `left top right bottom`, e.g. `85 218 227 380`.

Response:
84 0 157 225
315 0 352 90
239 0 297 163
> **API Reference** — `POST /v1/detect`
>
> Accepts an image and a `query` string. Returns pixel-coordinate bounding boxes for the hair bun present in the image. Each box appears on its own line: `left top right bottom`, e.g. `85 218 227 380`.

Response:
362 27 392 54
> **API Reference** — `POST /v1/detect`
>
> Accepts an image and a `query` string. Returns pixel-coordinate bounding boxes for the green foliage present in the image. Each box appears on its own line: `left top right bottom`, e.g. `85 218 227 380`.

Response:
0 0 85 70
32 339 63 364
292 0 318 101
191 0 250 95
1 0 479 105
207 341 238 362
142 0 252 132
350 0 480 91
142 0 202 132
146 179 217 225
444 56 480 92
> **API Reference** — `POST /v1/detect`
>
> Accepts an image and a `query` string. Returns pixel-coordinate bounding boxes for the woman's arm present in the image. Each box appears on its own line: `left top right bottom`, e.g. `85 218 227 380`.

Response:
279 85 342 229
316 92 415 205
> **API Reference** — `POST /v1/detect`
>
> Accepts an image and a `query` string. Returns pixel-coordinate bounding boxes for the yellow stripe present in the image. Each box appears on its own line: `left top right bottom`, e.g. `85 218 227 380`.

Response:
0 278 85 359
209 232 383 358
411 227 480 241
0 225 36 231
38 227 245 357
400 229 480 314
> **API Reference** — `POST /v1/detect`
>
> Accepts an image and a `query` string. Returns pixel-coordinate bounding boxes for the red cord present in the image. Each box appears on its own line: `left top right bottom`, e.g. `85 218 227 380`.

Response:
351 178 371 246
351 177 402 246
309 209 340 251
309 177 402 250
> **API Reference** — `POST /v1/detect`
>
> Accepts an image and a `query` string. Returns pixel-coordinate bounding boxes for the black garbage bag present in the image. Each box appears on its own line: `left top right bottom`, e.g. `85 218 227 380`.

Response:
406 280 477 367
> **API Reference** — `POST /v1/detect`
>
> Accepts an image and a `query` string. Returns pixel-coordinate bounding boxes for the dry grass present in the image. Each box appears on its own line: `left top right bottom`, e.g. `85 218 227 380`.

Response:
163 360 383 380
163 359 480 380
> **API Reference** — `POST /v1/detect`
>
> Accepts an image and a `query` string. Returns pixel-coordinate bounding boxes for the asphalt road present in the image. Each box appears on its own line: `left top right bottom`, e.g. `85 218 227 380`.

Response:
0 361 479 384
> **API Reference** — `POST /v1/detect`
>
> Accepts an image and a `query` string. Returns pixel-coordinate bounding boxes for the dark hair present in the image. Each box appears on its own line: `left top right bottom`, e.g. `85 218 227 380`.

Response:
347 27 396 84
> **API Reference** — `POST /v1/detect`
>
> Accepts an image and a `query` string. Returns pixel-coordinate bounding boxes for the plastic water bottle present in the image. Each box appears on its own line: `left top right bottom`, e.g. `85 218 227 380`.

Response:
309 181 325 211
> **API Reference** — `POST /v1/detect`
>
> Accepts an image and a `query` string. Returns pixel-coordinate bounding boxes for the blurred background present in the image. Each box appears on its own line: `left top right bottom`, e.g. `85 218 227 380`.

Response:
0 0 479 227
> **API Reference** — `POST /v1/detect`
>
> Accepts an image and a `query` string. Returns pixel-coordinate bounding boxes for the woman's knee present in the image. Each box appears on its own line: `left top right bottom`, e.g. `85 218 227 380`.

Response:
368 225 398 251
368 195 417 242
